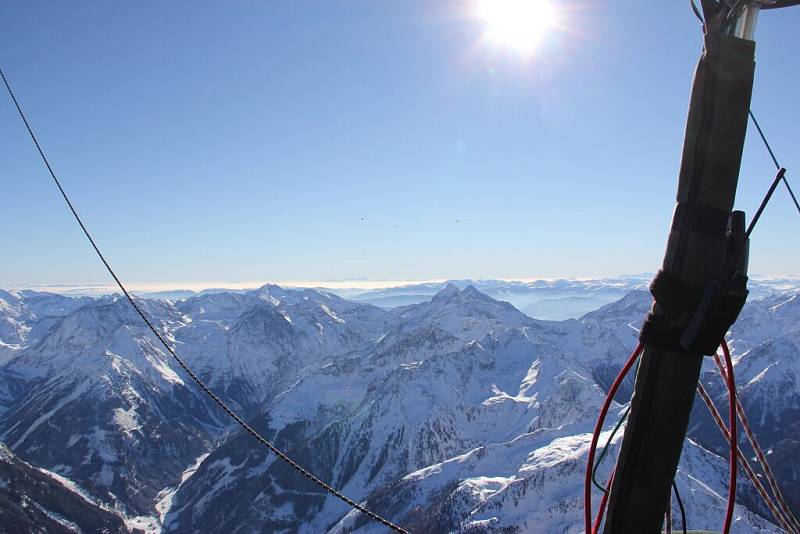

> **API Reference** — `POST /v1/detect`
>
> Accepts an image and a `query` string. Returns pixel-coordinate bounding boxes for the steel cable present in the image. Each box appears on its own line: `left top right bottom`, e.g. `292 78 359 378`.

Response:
0 66 408 534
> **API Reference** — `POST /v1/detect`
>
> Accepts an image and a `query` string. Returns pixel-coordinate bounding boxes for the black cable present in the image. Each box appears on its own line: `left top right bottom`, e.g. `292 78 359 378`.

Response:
748 110 781 170
721 110 800 275
0 67 408 534
592 405 630 493
690 0 706 25
592 356 641 493
591 401 687 534
745 167 786 240
672 481 689 534
748 110 800 218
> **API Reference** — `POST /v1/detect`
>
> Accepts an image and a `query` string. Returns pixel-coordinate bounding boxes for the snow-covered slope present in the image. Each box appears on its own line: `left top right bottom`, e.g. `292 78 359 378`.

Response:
0 441 130 533
0 285 394 520
690 291 800 518
350 433 778 534
395 283 537 340
0 297 221 516
164 285 790 533
172 285 393 412
0 281 796 532
0 289 96 366
165 319 612 531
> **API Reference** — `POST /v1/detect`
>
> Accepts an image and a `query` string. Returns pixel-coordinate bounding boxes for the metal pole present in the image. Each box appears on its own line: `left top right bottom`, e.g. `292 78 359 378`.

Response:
602 4 758 533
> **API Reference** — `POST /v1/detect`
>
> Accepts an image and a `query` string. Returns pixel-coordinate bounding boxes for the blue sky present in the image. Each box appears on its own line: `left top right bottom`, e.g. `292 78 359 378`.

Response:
2 1 799 289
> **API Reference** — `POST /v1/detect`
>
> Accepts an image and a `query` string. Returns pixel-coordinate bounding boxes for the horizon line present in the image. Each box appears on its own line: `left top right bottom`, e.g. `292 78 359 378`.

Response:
5 272 800 296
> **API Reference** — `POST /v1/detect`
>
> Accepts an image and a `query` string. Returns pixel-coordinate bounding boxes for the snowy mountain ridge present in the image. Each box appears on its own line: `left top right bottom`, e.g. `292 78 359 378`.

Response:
0 280 797 532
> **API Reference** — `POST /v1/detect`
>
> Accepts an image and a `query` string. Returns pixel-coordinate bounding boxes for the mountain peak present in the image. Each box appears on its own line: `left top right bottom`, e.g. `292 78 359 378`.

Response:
397 284 532 342
430 283 494 306
434 283 461 300
462 284 481 296
251 283 283 297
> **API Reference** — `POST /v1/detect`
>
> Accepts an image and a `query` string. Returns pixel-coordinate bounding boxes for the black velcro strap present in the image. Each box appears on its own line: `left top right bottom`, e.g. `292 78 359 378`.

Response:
649 269 704 315
671 202 730 239
639 312 684 352
641 276 748 355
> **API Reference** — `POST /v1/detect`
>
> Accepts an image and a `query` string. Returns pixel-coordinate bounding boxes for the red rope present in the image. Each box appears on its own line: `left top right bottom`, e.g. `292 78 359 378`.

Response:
697 381 793 532
584 343 643 534
721 340 738 534
712 350 800 532
592 474 614 533
585 341 743 534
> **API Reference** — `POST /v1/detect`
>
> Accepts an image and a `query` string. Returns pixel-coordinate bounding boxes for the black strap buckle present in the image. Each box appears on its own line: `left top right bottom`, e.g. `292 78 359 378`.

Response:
640 270 748 355
679 275 748 355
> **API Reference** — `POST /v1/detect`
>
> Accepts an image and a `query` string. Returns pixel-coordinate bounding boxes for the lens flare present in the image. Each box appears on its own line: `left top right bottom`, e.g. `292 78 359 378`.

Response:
475 0 557 56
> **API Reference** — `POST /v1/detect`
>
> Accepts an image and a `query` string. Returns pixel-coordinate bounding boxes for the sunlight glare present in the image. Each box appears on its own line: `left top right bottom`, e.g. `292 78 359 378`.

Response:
476 0 557 56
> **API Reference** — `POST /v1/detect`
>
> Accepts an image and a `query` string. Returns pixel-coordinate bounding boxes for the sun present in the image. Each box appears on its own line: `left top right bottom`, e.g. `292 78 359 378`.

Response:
475 0 557 56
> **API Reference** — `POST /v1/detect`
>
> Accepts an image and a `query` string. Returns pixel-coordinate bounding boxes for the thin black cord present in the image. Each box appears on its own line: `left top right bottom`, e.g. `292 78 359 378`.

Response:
672 481 688 534
592 405 630 493
721 109 800 275
592 357 641 493
589 358 689 534
745 167 786 240
0 67 408 534
748 110 780 170
748 110 800 217
591 403 688 534
690 0 706 26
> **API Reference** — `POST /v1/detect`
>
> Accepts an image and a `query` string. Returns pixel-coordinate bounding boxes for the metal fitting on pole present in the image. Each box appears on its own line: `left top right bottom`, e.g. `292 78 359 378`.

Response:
730 3 760 40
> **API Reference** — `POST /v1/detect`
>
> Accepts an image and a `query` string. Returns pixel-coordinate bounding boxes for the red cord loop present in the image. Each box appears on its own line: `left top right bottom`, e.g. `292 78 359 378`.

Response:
584 343 643 534
586 341 738 534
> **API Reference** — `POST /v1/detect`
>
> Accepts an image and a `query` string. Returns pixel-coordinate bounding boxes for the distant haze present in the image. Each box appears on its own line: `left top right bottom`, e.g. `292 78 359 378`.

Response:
9 275 800 321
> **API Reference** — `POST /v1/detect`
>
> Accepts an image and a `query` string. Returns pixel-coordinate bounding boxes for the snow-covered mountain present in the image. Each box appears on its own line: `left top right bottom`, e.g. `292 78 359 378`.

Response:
163 284 791 532
345 278 651 320
0 279 797 532
0 442 130 533
0 285 394 521
0 289 96 367
0 297 222 517
339 276 800 321
170 285 393 412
